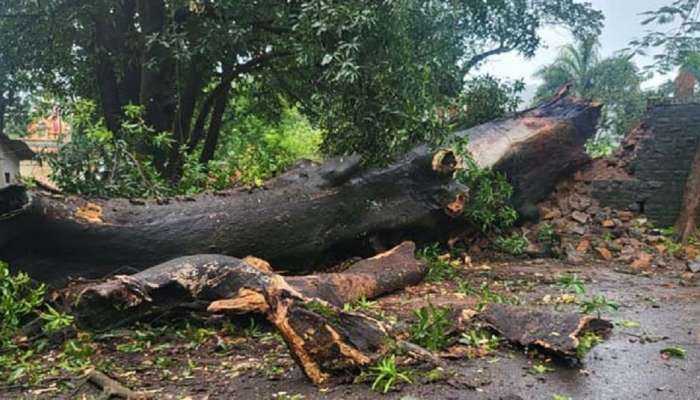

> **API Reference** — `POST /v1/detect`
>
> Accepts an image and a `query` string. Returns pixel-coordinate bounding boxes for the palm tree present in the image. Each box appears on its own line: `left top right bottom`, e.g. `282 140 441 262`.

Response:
534 37 600 101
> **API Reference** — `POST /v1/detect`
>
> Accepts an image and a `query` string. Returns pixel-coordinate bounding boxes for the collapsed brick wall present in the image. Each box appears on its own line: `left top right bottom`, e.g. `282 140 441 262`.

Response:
592 103 700 226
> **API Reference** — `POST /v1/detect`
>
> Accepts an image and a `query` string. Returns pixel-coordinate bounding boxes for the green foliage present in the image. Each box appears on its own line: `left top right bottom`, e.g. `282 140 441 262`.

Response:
39 305 73 335
475 282 519 311
576 331 603 358
535 38 646 148
366 355 413 393
304 300 340 323
451 137 518 233
417 244 460 282
585 136 617 158
631 0 700 73
2 0 602 177
660 346 687 359
531 363 556 374
552 395 573 400
494 233 529 256
559 274 586 295
537 223 561 256
209 98 321 188
49 101 171 198
57 334 95 372
177 323 216 349
446 75 524 131
409 304 452 352
0 261 46 349
459 329 501 352
343 296 379 313
659 227 684 256
579 295 619 318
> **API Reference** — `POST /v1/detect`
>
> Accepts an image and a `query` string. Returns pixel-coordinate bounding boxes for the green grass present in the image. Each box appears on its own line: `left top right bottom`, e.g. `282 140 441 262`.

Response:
417 244 460 282
409 304 452 351
366 355 413 393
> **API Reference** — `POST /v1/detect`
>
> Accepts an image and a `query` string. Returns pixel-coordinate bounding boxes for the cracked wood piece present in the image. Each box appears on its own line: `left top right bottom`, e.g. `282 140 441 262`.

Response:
480 304 613 358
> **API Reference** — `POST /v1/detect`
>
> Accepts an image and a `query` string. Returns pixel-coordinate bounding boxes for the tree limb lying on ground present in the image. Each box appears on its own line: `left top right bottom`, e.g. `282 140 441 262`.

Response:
68 242 612 385
0 94 601 284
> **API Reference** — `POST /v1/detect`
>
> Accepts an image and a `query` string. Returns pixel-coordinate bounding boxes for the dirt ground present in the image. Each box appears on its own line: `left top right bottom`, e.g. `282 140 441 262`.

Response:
4 255 698 400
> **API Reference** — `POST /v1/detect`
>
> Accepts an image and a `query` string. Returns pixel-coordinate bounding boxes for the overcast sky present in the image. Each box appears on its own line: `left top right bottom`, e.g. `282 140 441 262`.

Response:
478 0 672 91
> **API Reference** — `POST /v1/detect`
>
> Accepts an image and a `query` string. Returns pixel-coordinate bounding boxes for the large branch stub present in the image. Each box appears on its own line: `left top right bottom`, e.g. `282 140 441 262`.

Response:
1 96 601 283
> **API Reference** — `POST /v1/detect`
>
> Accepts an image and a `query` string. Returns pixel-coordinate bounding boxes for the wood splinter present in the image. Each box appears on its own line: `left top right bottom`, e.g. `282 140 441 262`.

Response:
83 368 151 399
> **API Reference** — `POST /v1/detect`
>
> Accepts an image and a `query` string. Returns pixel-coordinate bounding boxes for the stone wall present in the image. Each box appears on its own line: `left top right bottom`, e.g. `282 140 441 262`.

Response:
592 103 700 226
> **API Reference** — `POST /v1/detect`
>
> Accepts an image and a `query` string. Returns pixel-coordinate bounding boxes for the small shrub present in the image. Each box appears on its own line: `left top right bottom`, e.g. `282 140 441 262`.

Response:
40 305 74 335
0 261 46 349
450 137 518 233
366 355 413 393
537 223 560 255
409 304 452 351
475 282 519 311
494 233 529 256
559 274 586 295
459 329 501 352
576 331 603 358
579 295 619 318
417 244 459 282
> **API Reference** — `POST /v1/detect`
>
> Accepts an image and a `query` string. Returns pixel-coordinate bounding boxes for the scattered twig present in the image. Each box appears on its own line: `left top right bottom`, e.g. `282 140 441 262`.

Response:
84 368 152 399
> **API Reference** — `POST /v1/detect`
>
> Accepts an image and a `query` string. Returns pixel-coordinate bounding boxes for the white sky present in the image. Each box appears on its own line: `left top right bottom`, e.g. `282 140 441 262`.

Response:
476 0 673 92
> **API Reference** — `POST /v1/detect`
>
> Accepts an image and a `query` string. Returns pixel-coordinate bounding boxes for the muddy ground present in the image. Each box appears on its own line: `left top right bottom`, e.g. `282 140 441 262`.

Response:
5 256 698 400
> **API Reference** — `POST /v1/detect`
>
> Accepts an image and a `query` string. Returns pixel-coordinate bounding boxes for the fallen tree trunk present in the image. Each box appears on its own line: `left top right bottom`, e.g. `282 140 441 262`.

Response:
1 95 601 282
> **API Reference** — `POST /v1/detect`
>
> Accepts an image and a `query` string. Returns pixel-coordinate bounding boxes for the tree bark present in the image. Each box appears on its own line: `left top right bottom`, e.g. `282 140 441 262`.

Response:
70 243 424 384
199 80 230 164
0 95 601 283
675 142 700 244
92 13 124 134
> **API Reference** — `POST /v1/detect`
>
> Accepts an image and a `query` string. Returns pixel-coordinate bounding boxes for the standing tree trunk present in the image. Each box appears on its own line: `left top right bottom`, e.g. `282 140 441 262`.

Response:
0 95 601 283
675 142 700 244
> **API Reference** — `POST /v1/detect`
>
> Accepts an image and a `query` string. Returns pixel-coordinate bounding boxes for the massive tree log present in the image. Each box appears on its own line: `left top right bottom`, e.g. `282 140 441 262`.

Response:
0 95 601 282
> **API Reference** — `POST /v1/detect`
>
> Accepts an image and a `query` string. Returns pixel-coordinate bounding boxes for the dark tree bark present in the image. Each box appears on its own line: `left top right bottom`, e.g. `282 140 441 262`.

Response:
480 304 613 359
70 242 424 384
199 80 230 164
675 142 700 244
0 95 601 283
92 13 124 134
137 0 176 167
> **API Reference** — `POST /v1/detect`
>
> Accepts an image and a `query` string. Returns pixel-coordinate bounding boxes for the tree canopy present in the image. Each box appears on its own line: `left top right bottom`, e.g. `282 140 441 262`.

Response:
0 0 603 187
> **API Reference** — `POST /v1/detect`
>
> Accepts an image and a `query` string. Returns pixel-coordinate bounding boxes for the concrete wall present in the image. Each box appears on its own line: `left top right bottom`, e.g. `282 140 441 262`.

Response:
0 144 21 189
593 103 700 226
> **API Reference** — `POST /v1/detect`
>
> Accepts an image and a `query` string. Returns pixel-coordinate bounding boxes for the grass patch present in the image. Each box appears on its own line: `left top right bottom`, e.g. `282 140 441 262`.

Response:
409 304 452 352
